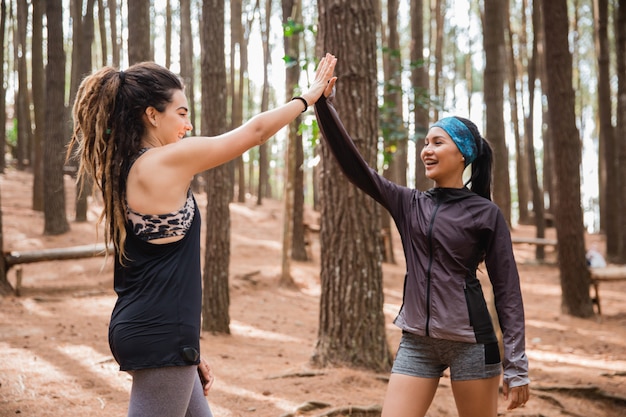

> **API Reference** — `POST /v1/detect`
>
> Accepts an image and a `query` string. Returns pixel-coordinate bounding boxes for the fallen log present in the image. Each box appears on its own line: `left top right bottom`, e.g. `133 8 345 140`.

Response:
4 243 113 268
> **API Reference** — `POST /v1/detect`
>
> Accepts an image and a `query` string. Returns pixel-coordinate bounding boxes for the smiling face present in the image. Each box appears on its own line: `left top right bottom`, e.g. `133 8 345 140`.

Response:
420 126 466 188
144 89 193 146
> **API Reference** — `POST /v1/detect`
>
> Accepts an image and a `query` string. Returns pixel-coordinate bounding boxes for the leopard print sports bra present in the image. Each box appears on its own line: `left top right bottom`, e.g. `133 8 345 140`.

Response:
126 188 195 241
125 148 195 241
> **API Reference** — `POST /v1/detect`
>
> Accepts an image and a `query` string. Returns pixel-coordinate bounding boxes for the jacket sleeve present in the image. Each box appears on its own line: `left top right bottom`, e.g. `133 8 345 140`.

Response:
484 208 530 388
314 94 406 214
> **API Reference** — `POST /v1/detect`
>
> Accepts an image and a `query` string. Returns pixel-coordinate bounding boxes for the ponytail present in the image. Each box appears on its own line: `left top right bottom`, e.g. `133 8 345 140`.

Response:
454 117 493 200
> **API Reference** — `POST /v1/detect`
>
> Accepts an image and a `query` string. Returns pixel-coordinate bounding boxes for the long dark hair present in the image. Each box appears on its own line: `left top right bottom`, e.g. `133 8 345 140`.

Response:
454 116 493 200
68 62 184 261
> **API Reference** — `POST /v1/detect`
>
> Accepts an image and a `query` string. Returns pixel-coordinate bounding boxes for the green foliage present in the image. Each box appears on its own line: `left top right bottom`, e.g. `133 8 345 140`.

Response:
282 18 305 37
7 119 17 148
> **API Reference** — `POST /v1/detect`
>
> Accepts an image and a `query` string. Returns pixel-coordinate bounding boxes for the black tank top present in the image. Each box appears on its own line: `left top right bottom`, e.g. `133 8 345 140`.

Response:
108 157 202 371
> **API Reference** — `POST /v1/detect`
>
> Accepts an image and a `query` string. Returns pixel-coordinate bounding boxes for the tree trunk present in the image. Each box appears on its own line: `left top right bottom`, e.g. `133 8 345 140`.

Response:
44 0 70 236
314 0 391 372
31 0 45 212
432 0 443 121
15 0 31 170
97 0 107 66
617 0 626 262
282 0 308 262
506 5 529 225
526 0 547 261
201 0 231 334
411 0 431 191
71 0 96 222
127 0 151 64
180 0 196 136
165 0 172 68
109 0 120 68
594 0 619 261
483 0 511 223
0 0 6 173
229 0 247 204
542 0 594 317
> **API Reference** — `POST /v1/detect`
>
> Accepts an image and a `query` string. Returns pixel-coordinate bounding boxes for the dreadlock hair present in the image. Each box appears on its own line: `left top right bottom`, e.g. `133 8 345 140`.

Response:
67 62 184 263
454 116 493 201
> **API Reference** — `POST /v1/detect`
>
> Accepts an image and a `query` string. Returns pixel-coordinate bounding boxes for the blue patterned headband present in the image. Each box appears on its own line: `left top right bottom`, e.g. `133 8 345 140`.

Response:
430 117 478 167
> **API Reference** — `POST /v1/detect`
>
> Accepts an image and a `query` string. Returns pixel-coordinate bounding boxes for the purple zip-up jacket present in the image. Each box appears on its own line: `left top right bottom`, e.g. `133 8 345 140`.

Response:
315 95 529 388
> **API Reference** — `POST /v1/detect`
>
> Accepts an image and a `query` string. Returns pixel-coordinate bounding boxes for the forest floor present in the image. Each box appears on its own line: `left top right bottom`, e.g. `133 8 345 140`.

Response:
0 168 625 417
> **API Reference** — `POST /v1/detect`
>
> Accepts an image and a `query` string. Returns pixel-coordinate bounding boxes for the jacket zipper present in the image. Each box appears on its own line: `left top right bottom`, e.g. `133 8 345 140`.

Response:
425 202 441 336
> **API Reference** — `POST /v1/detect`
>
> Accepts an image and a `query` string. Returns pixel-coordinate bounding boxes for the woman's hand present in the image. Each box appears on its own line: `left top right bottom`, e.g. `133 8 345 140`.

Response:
302 53 337 105
197 357 215 396
503 381 529 410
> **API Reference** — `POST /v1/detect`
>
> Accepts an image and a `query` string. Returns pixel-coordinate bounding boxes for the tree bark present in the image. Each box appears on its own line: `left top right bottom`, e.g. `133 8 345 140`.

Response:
542 0 594 317
127 0 152 64
15 0 31 170
314 0 391 372
31 0 45 212
180 0 196 136
201 0 231 334
44 0 70 236
594 0 619 261
0 0 6 173
617 0 626 262
483 0 511 222
526 0 547 261
411 0 431 192
282 0 308 262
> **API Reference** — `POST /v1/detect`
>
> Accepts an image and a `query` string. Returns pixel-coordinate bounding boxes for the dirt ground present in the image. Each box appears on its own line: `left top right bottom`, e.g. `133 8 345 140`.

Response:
0 168 625 417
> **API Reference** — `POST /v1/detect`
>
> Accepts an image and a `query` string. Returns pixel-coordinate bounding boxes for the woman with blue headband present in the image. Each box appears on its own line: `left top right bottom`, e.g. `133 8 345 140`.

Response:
314 79 529 417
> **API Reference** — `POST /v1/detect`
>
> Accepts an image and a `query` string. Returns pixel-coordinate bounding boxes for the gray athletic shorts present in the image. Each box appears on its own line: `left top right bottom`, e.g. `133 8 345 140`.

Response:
391 331 502 381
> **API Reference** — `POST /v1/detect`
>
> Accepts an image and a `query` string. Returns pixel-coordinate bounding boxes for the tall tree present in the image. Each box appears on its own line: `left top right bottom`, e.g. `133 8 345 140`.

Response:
180 0 196 135
0 0 8 292
542 0 594 317
594 0 619 261
230 0 246 203
411 0 431 191
526 0 547 261
14 0 31 170
431 0 444 121
109 0 120 67
127 0 152 64
44 0 70 236
483 0 510 222
380 0 405 264
617 0 626 262
201 0 231 333
507 2 530 225
31 0 45 212
314 0 391 372
70 0 96 222
0 0 6 173
258 0 273 205
97 0 107 66
165 0 172 68
281 0 308 263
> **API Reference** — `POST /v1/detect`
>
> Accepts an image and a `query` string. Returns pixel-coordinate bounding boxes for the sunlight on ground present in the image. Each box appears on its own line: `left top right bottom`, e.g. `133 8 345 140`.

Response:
230 320 305 344
232 234 282 250
213 382 300 413
520 282 562 297
527 319 626 348
527 348 626 372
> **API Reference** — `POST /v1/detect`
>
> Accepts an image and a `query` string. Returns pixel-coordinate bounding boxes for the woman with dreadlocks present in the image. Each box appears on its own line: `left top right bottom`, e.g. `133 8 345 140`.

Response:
68 54 336 417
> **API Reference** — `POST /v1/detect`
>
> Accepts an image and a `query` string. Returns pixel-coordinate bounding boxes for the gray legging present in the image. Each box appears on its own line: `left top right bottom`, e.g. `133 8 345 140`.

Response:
127 365 213 417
